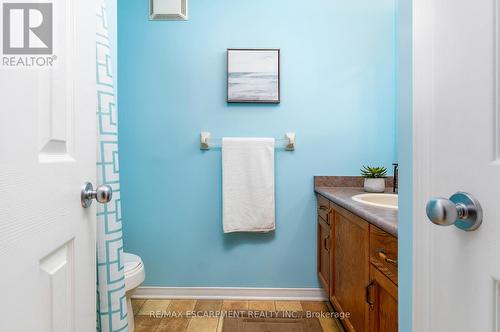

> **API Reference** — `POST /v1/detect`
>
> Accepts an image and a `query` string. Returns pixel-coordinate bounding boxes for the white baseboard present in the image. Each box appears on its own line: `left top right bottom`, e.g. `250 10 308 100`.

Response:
131 287 328 301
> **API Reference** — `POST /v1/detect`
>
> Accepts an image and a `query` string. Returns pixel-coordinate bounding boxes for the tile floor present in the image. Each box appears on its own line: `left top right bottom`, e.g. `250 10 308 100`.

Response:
131 299 344 332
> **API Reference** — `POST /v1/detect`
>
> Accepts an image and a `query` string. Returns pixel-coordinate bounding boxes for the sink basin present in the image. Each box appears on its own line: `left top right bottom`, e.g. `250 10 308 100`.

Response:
352 193 398 210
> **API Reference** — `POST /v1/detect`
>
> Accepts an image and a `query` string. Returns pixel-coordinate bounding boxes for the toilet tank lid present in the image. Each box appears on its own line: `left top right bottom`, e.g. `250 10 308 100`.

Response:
123 253 143 273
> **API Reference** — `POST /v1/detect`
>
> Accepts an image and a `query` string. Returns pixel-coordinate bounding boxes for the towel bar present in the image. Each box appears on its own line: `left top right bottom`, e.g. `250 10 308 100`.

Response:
200 132 296 151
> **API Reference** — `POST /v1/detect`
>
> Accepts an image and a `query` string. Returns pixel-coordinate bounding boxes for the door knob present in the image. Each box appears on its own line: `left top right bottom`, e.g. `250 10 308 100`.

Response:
426 192 482 231
81 182 113 208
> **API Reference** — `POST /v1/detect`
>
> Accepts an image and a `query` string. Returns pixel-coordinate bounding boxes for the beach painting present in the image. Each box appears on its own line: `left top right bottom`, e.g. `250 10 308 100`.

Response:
227 49 280 103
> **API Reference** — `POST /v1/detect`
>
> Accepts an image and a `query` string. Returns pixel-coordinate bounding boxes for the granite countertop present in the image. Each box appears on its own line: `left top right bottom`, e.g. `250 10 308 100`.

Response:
314 177 398 237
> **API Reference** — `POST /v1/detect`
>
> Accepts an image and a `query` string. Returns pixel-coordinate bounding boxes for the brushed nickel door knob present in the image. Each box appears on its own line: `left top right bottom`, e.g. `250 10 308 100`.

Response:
426 192 482 231
81 182 113 208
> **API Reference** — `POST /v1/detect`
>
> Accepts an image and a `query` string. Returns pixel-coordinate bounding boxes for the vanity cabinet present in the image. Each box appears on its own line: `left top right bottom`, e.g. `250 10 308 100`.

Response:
368 266 398 332
331 204 370 332
316 194 398 332
318 216 331 293
368 226 398 331
316 195 331 293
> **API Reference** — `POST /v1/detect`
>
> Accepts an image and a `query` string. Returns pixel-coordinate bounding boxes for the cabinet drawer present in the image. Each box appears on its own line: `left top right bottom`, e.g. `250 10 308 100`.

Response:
317 194 331 224
369 225 398 285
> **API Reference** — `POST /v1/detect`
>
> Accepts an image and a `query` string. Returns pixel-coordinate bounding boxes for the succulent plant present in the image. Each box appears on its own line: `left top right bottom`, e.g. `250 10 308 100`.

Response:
360 165 388 178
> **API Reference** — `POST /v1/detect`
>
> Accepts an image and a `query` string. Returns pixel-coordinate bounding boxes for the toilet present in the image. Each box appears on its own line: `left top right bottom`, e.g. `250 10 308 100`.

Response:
124 252 146 332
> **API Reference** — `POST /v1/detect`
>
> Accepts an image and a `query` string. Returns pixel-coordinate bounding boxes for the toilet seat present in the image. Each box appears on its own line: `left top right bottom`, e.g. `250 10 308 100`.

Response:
123 253 145 292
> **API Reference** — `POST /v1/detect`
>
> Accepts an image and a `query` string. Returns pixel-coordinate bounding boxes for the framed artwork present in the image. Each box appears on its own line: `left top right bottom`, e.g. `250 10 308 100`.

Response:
227 49 280 103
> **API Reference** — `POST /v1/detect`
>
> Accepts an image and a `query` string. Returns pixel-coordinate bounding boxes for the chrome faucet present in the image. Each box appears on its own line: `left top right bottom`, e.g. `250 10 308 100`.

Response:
393 163 399 193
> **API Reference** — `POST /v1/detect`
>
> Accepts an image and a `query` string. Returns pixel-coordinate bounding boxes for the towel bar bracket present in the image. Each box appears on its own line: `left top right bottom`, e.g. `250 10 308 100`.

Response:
285 132 295 151
200 132 211 150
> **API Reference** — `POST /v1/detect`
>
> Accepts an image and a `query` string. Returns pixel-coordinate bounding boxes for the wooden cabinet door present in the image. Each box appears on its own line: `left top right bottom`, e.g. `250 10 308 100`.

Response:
331 205 370 332
318 216 331 293
368 266 398 332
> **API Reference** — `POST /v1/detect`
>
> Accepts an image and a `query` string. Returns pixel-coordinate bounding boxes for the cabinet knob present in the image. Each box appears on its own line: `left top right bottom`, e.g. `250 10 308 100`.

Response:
378 249 397 265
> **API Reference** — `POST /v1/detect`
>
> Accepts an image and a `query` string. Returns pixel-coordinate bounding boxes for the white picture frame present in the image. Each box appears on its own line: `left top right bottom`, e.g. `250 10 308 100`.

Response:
227 49 281 103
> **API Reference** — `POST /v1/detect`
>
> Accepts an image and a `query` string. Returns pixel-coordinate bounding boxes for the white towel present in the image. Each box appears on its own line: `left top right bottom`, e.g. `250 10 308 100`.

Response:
222 137 276 233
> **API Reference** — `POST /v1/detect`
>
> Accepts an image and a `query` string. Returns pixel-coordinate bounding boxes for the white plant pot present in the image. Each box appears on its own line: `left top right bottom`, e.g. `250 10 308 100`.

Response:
364 178 386 193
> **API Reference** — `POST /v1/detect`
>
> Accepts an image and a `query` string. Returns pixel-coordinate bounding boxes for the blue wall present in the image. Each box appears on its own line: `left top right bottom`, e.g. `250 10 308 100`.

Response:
396 0 412 330
118 0 396 287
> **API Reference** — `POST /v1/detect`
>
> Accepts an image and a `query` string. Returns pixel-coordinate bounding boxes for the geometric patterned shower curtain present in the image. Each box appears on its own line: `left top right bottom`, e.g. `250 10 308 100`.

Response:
96 2 128 331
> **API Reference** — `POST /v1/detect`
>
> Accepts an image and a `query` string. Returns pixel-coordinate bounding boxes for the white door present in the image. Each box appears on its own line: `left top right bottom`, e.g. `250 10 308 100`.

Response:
413 0 500 331
0 0 98 331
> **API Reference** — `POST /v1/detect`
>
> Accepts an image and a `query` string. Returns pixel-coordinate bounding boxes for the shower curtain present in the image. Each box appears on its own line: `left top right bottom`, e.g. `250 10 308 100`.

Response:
96 3 128 331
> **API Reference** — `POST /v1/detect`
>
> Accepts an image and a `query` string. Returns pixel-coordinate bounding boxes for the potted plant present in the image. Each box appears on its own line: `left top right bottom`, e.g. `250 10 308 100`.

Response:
360 165 387 193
